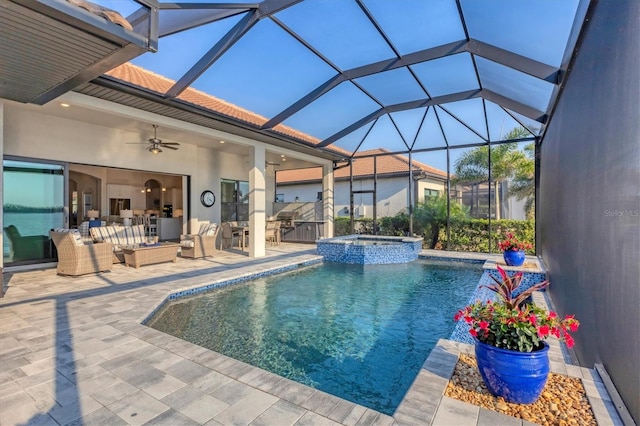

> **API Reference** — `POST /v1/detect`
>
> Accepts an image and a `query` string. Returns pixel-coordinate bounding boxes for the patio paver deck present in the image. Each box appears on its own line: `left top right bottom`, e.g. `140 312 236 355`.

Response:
0 246 624 425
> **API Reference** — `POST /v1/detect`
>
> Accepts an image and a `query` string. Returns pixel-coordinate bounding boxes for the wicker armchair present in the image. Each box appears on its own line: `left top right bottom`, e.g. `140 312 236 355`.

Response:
50 231 112 276
180 223 220 258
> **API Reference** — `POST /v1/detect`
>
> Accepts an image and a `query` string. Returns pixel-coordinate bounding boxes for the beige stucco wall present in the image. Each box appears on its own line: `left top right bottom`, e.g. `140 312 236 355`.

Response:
1 95 333 262
279 175 446 218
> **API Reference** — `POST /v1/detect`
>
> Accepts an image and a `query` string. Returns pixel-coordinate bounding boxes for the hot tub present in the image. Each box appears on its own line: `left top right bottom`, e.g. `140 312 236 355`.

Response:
316 235 423 264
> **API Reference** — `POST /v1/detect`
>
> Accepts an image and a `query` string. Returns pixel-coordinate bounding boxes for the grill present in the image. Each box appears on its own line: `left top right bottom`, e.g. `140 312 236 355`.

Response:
276 211 299 227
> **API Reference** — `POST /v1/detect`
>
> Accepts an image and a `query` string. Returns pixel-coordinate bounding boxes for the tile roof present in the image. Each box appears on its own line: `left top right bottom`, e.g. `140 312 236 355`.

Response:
104 63 326 147
103 64 446 180
277 148 447 184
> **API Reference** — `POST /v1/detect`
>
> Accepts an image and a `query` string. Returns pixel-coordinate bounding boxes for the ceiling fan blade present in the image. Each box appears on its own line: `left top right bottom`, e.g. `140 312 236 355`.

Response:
161 142 180 146
163 145 179 150
126 142 150 144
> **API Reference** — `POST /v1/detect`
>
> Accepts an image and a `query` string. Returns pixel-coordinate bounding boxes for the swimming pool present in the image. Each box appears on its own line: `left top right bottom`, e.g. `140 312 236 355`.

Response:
146 260 481 414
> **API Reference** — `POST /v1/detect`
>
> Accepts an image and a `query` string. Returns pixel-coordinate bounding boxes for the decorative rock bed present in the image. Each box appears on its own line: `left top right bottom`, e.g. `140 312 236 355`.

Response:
446 354 597 425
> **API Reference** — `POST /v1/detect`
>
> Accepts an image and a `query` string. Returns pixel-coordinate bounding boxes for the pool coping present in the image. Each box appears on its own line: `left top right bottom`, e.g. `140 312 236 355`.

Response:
140 257 323 325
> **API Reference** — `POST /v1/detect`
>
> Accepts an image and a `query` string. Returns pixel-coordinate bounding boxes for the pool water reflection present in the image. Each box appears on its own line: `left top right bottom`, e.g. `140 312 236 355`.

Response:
147 260 481 414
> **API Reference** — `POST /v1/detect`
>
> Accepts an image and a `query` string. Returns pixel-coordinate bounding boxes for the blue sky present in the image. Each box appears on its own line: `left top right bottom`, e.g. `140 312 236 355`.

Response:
94 0 578 171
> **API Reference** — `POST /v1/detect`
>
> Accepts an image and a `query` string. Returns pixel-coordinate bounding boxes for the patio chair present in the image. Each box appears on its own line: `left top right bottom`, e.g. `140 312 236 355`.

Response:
220 222 243 249
266 220 281 246
50 230 112 276
180 222 220 258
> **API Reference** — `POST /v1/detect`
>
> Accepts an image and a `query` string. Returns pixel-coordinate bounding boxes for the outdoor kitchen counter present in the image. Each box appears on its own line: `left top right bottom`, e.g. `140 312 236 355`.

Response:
281 220 325 243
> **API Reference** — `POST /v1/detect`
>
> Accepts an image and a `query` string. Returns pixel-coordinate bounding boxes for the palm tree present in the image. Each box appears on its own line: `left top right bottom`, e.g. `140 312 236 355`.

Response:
413 195 468 249
509 143 535 219
453 127 531 219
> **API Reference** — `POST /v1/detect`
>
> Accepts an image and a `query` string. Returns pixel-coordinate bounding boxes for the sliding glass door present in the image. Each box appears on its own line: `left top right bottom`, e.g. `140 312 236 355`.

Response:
3 159 66 266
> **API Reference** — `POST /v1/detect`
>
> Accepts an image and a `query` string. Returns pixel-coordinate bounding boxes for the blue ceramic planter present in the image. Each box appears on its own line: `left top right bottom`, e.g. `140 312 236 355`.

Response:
503 249 526 266
475 340 550 404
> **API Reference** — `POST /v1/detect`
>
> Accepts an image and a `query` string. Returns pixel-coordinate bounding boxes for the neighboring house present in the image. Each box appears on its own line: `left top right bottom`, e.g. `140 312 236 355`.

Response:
276 149 447 218
452 181 528 220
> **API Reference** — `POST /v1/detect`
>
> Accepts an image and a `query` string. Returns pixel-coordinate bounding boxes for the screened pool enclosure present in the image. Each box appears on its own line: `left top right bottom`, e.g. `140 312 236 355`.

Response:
62 0 588 252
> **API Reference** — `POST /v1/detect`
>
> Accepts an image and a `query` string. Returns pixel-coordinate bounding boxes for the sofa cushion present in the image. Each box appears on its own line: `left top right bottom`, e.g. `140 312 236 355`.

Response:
124 224 146 242
180 240 195 248
54 228 83 246
90 225 125 244
90 224 147 247
199 222 218 236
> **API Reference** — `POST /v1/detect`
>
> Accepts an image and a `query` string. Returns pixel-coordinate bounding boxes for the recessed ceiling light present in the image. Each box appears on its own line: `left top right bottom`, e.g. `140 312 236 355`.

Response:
60 103 70 107
281 154 286 158
219 140 225 144
282 158 286 161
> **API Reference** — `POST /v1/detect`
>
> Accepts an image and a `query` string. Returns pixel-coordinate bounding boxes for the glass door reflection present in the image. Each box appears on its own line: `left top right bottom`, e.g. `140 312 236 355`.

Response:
3 159 65 266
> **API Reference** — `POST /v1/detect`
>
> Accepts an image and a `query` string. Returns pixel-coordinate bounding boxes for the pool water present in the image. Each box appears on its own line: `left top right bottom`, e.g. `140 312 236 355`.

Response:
147 260 481 414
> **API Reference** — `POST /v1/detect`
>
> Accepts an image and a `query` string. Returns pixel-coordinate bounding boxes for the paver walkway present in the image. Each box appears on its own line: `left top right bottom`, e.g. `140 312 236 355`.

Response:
0 246 623 425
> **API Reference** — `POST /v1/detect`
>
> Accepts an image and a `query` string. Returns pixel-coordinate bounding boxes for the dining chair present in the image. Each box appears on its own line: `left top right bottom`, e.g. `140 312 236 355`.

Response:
265 221 281 246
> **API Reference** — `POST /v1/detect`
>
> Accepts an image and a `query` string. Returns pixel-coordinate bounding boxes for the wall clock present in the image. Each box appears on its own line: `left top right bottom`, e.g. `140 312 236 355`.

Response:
200 190 215 207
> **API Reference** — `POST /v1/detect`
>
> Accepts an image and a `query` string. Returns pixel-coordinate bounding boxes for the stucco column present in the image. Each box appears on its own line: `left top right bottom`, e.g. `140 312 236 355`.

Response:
248 146 266 257
322 163 334 238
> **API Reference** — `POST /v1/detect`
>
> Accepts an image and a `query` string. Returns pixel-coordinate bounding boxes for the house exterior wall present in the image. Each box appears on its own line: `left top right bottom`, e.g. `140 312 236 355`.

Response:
278 176 446 218
0 101 304 247
538 0 639 422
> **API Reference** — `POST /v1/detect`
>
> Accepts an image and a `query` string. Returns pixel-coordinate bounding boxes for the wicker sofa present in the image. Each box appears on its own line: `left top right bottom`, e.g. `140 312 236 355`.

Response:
50 230 112 276
89 224 149 263
180 222 219 258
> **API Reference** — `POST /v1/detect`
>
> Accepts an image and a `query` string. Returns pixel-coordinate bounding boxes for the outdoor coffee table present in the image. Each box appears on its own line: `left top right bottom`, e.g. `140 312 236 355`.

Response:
122 242 179 268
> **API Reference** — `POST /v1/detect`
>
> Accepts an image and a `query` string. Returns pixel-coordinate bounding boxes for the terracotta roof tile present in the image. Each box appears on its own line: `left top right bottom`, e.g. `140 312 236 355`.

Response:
103 64 446 177
277 149 447 183
104 63 323 145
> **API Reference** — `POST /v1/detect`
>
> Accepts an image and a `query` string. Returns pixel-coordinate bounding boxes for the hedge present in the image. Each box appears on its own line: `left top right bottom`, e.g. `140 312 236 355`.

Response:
439 219 535 254
332 216 535 254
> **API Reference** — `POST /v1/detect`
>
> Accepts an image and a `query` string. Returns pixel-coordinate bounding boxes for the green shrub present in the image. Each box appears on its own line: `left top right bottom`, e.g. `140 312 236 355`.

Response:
440 219 535 254
333 215 535 254
334 217 374 236
379 213 410 236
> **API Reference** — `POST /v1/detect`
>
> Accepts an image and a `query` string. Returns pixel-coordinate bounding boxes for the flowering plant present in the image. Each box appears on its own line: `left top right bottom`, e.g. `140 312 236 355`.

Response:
455 266 579 352
497 232 532 252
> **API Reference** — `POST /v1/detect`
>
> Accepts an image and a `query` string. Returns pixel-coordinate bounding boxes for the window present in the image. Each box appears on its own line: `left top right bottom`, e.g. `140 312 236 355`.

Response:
221 179 249 221
424 189 440 201
316 191 323 201
275 193 284 203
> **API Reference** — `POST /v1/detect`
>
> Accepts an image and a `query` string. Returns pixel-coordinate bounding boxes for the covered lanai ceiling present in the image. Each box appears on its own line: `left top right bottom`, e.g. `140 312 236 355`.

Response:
12 0 592 159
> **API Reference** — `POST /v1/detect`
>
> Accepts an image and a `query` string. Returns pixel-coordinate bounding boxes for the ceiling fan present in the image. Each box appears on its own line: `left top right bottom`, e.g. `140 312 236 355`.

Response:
129 125 180 154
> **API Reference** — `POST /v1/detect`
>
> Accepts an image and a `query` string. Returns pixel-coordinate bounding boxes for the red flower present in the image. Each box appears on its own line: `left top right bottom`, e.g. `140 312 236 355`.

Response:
469 328 478 337
537 325 550 337
529 314 537 325
565 334 575 348
497 232 533 252
569 322 579 332
478 321 489 330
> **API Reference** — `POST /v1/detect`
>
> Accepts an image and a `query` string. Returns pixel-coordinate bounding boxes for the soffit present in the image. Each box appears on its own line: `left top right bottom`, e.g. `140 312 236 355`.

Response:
0 0 156 104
